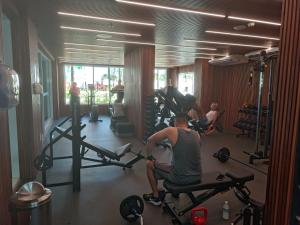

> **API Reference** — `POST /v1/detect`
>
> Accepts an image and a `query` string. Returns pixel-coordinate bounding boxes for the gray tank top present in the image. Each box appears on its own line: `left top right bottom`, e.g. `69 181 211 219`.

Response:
170 128 202 184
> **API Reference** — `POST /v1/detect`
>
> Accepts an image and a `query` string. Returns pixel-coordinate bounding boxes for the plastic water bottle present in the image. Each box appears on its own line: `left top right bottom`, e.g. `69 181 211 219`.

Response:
222 201 230 220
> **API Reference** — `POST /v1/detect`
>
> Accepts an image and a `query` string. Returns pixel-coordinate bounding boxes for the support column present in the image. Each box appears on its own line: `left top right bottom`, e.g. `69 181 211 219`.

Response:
194 58 212 111
124 46 155 139
264 0 300 224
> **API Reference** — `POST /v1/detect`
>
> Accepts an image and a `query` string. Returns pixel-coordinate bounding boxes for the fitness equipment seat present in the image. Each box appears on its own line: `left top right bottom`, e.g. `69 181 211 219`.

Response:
163 171 254 225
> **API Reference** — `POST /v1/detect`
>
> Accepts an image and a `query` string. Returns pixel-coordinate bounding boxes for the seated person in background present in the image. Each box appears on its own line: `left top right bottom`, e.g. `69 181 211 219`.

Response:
196 102 219 128
143 113 202 206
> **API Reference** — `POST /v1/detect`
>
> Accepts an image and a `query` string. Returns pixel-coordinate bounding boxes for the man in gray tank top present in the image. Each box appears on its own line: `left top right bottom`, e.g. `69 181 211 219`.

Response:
143 113 202 206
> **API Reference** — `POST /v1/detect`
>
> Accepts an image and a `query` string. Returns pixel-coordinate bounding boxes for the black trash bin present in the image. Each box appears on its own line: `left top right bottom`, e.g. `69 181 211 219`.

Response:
10 181 52 225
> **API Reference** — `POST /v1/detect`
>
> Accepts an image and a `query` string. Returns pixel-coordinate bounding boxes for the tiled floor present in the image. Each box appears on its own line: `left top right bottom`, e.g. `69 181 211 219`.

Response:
39 116 268 225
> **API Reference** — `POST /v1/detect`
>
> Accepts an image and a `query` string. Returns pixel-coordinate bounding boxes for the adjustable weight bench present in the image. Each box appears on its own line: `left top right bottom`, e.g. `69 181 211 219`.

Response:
163 171 254 225
53 126 144 169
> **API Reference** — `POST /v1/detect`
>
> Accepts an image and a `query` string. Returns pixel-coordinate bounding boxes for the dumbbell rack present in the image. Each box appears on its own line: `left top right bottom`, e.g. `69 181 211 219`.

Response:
144 95 156 141
233 105 267 140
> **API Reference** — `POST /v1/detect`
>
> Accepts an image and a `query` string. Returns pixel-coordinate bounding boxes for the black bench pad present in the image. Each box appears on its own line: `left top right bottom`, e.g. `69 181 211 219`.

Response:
163 172 254 193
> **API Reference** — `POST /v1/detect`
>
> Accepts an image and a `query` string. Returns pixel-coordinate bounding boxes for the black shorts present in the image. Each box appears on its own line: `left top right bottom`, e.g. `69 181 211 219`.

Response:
154 161 173 182
154 161 201 185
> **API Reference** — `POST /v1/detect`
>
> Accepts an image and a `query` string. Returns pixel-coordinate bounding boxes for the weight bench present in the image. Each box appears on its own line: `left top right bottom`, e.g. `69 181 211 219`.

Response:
162 171 254 225
52 126 144 169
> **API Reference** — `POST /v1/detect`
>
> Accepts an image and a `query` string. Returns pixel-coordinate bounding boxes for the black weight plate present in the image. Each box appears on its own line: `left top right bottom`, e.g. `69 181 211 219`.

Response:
34 154 52 171
218 147 230 163
120 195 144 222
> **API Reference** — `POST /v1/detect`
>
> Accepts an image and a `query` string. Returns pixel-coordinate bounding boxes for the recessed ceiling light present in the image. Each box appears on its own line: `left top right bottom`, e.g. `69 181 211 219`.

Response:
228 16 281 26
115 0 225 18
65 48 120 52
184 39 270 48
206 30 280 40
60 26 141 37
64 43 123 49
58 11 155 26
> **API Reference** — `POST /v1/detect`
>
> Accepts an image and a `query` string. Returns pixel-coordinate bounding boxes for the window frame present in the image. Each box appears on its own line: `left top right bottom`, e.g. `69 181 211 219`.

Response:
178 72 195 95
154 67 167 90
63 63 124 105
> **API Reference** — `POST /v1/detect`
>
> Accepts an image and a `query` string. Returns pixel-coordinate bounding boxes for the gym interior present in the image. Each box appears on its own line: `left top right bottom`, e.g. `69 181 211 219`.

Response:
0 0 299 225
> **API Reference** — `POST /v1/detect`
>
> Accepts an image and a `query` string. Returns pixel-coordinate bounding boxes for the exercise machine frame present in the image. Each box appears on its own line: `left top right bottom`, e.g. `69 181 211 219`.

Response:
40 95 144 191
244 51 277 164
162 172 255 225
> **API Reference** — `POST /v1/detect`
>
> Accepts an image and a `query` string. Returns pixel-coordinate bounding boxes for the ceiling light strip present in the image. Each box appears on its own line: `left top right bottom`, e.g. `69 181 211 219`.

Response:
82 39 217 51
96 38 155 45
65 48 120 52
156 44 217 51
65 51 121 57
61 26 141 37
157 50 226 56
185 39 270 48
116 0 225 18
228 16 281 26
64 43 123 49
58 12 155 26
206 30 280 40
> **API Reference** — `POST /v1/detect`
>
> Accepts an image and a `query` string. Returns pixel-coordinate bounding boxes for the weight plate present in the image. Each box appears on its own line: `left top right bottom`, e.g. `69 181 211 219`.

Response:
120 195 144 222
34 154 52 171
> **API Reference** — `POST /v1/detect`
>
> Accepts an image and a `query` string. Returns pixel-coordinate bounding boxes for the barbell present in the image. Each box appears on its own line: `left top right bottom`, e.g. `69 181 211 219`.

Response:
213 147 267 175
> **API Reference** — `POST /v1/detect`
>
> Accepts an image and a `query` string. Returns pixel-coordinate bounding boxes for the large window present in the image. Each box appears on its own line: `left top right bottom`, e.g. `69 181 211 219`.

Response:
64 64 124 104
2 13 20 187
38 51 53 122
154 68 167 90
178 72 195 95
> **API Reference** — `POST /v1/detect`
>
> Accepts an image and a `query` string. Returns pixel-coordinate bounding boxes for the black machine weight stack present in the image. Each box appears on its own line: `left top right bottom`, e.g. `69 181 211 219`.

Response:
144 95 156 140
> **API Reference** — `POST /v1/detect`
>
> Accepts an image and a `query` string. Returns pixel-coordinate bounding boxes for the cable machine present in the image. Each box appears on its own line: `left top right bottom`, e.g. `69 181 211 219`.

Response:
244 49 278 164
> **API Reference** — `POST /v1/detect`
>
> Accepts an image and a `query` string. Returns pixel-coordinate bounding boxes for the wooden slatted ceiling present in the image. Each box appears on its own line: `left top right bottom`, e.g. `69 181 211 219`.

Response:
27 0 281 67
264 0 300 224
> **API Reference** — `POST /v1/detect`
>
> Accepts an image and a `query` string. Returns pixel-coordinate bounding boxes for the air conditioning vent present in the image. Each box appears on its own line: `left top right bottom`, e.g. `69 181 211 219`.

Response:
208 55 249 66
245 47 279 60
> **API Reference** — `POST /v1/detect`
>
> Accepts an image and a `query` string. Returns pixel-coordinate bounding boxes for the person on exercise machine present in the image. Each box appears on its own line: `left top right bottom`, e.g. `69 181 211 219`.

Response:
143 113 202 206
193 102 219 128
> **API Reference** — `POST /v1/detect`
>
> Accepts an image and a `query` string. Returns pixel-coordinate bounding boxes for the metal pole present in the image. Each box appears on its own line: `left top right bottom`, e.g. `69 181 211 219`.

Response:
263 58 275 157
255 56 265 154
108 66 111 105
71 95 81 192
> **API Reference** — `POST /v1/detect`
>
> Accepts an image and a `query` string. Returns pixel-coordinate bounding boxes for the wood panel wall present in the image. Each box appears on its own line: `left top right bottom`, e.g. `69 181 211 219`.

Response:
194 59 212 110
210 63 260 129
0 1 56 224
177 64 194 73
124 46 154 139
264 0 300 224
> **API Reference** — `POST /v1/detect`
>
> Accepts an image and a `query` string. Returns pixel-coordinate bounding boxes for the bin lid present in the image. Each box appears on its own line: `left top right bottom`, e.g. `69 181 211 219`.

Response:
10 181 52 210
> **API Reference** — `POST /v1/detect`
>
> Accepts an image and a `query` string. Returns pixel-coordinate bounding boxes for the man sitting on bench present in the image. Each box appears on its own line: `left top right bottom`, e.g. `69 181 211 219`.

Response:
143 113 202 206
